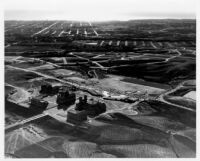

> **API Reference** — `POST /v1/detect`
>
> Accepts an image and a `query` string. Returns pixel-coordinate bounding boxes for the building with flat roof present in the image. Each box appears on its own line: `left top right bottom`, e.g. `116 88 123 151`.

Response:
67 109 88 124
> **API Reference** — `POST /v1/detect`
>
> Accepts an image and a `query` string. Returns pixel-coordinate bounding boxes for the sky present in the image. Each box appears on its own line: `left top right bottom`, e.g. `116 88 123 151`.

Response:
4 0 196 21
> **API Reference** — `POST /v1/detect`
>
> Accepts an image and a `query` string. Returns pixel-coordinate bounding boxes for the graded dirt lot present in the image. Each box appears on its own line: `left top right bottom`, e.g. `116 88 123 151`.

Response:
183 91 196 100
97 75 166 96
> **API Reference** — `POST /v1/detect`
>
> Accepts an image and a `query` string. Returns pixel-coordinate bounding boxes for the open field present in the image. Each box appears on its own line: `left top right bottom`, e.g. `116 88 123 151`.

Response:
5 114 195 158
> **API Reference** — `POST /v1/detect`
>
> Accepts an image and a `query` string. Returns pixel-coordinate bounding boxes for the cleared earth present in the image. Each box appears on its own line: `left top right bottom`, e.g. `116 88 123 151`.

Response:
5 19 196 158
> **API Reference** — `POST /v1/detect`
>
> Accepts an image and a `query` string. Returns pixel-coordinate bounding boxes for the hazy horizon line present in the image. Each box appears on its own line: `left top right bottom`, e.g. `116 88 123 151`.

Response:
4 18 196 22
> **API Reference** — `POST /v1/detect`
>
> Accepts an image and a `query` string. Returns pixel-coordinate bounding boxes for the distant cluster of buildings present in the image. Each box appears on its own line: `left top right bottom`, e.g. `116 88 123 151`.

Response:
12 83 107 124
67 95 106 123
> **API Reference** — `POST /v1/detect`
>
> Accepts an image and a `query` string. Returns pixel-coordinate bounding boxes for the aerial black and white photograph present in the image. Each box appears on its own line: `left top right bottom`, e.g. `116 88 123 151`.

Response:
3 0 197 158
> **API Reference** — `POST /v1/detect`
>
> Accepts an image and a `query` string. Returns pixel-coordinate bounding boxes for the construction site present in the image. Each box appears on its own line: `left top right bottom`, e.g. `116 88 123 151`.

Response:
5 19 196 158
